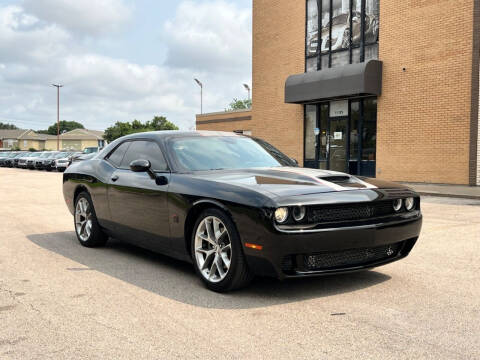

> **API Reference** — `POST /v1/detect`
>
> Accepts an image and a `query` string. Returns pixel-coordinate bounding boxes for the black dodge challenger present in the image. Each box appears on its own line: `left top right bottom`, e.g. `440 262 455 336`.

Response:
63 131 422 292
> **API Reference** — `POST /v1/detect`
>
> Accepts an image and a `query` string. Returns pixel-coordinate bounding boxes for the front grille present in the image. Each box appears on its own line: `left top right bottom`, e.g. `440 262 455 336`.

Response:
307 201 396 223
303 242 403 271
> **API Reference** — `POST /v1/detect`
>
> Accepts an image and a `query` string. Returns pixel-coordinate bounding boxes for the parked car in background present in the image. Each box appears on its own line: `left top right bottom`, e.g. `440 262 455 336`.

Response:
46 152 72 171
83 147 99 154
10 152 28 168
26 152 46 169
57 152 81 172
63 131 422 292
17 152 36 168
70 147 100 164
34 151 57 170
4 152 25 167
0 152 18 167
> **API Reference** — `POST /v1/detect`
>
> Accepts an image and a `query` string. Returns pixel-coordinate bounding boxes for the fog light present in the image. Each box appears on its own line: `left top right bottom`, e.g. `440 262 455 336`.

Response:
292 206 306 221
405 197 415 211
393 199 402 212
274 207 289 223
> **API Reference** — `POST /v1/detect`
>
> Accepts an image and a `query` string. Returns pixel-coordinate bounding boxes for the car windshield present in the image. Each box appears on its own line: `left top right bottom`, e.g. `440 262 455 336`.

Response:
40 152 52 158
169 136 294 171
83 148 97 154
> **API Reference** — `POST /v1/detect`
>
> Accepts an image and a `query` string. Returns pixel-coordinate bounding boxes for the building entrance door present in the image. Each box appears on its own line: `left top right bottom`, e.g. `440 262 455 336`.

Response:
328 117 348 173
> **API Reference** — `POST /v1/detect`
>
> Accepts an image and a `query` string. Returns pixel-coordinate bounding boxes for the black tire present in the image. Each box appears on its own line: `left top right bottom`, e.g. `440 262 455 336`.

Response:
74 191 108 248
191 208 253 292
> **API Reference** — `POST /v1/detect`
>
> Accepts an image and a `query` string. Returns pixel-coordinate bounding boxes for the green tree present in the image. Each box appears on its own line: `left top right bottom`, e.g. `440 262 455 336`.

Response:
103 121 133 143
0 122 18 130
226 98 252 111
147 116 179 131
103 116 178 142
37 121 85 135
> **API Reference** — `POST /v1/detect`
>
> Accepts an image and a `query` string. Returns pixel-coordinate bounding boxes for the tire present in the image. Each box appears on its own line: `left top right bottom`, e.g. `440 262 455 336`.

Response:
74 191 108 248
191 208 253 292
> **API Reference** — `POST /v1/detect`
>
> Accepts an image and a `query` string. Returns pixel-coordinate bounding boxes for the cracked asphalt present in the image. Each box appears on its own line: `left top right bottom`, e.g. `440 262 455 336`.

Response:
1 168 479 359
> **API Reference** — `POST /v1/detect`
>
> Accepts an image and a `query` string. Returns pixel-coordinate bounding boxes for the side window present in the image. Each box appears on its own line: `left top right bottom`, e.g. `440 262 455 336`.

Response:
107 142 131 167
120 141 168 172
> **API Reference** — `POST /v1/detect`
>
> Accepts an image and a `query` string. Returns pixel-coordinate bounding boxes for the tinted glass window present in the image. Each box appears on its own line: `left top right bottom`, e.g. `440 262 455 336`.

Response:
121 141 168 171
169 136 295 171
107 142 131 167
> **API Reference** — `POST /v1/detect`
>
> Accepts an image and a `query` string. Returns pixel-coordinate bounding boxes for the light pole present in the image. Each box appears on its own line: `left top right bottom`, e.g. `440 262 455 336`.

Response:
194 78 203 114
52 84 63 150
243 83 251 102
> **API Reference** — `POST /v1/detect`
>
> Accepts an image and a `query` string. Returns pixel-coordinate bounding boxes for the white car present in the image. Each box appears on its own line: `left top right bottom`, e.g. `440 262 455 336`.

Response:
17 152 38 168
55 152 77 172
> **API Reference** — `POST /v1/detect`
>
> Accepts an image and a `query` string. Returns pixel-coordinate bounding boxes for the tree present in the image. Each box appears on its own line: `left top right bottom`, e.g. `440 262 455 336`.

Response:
0 122 18 130
147 116 179 131
226 98 252 111
37 121 85 135
103 116 179 142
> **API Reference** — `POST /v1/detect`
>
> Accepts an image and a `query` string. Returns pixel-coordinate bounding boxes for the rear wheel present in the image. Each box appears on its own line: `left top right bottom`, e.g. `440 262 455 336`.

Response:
74 192 108 247
191 208 253 292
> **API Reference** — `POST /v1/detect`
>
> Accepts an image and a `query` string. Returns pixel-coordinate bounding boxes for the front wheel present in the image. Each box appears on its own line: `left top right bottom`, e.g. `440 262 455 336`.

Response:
191 208 253 292
74 192 108 247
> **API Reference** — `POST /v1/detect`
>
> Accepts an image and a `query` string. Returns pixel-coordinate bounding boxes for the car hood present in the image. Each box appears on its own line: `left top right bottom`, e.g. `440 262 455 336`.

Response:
191 167 407 198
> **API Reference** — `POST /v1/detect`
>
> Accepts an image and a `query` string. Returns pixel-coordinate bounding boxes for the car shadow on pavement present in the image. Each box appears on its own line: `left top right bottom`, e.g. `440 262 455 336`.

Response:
27 231 391 309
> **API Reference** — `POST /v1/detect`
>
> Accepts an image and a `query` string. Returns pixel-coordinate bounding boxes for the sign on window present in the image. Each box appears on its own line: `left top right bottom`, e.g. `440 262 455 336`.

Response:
329 100 349 117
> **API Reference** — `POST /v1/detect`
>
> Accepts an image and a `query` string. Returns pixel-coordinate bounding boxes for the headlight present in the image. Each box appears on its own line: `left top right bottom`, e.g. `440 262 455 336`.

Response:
292 206 306 221
274 207 289 223
405 197 415 211
393 199 402 212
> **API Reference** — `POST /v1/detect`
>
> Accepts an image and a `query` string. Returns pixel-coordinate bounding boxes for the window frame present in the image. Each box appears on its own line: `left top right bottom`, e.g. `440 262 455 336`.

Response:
104 139 170 173
305 0 379 71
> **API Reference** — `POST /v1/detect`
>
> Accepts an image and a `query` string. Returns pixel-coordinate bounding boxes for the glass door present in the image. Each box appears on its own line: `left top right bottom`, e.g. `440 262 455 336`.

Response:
328 117 348 172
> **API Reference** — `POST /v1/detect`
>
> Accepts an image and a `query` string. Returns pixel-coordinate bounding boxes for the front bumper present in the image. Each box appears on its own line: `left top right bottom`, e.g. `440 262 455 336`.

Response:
243 214 422 280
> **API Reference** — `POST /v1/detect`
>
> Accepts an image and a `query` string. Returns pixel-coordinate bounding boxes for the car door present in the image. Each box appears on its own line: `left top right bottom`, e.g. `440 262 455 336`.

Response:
107 140 172 253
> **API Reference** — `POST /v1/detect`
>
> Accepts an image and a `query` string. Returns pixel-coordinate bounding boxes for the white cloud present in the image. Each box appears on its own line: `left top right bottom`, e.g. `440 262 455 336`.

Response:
0 1 252 131
164 0 251 74
0 6 71 64
22 0 132 36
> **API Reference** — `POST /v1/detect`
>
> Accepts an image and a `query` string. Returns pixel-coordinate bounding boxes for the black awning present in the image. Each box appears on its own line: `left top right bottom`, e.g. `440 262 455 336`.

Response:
285 60 383 104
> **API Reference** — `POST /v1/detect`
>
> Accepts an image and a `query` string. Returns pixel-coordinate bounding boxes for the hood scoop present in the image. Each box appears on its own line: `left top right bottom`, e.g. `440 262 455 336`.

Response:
318 175 369 188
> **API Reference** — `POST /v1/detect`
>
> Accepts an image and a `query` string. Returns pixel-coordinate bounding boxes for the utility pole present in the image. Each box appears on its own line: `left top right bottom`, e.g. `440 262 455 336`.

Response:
52 84 63 150
243 84 251 102
194 78 203 114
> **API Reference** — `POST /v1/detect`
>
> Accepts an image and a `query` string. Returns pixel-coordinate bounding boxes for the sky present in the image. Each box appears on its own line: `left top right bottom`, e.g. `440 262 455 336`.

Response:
0 0 252 131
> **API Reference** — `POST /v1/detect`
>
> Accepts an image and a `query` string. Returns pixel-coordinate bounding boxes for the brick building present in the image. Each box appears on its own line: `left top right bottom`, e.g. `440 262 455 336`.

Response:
197 0 480 186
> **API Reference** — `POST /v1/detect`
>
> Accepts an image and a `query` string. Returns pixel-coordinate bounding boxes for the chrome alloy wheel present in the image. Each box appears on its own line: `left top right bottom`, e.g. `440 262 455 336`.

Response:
75 198 93 242
194 216 232 283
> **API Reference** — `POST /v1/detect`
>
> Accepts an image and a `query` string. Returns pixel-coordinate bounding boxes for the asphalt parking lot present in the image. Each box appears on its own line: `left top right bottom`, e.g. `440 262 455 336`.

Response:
1 168 479 359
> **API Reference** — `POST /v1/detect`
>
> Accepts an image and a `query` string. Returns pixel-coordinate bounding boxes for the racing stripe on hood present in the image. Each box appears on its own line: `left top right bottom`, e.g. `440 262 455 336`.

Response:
269 167 378 191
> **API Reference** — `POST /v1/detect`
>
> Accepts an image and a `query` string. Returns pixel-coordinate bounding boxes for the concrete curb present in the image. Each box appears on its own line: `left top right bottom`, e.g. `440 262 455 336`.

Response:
418 192 480 200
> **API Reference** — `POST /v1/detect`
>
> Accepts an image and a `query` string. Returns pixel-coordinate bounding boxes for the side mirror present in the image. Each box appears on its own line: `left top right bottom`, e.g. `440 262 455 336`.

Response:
130 159 151 172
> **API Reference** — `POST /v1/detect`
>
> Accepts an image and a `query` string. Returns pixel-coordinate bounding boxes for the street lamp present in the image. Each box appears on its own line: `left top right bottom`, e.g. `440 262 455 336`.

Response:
52 84 63 151
194 78 203 114
243 83 251 101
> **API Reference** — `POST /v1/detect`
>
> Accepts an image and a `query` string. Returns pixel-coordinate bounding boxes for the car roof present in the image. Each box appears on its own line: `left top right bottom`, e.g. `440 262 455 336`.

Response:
122 130 242 142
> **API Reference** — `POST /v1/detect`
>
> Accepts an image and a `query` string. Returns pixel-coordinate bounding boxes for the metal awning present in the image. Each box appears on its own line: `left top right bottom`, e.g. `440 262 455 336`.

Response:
285 60 383 104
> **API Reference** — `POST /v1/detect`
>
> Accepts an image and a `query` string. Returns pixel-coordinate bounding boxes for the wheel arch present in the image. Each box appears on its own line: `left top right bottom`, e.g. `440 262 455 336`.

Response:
184 199 234 257
73 184 89 204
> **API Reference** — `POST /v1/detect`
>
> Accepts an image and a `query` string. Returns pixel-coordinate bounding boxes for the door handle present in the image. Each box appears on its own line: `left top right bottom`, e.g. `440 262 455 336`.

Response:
111 175 119 182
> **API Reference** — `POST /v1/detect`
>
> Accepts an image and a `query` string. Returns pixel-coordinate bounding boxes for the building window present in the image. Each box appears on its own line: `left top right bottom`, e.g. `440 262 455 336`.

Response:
306 0 379 71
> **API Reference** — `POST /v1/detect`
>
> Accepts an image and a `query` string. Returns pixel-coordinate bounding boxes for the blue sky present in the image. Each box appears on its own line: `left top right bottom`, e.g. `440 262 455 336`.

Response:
0 0 252 130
